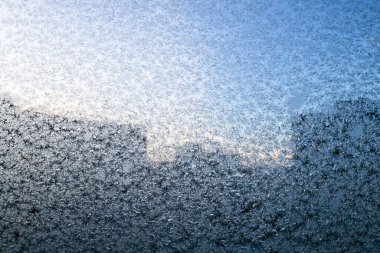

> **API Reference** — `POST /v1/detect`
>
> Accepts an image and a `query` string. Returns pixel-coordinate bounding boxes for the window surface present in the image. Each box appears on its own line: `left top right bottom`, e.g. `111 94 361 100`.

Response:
0 1 379 252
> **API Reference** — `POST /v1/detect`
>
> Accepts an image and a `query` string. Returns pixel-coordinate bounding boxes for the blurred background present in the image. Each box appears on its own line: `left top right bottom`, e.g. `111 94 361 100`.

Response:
0 0 379 166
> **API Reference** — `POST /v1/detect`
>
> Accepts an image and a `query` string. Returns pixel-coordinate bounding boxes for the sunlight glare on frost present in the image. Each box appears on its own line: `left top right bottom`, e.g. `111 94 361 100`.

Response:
1 0 379 166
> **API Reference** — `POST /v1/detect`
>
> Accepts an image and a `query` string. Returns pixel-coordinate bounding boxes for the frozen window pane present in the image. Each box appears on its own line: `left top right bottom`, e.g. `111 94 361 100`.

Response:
0 1 379 252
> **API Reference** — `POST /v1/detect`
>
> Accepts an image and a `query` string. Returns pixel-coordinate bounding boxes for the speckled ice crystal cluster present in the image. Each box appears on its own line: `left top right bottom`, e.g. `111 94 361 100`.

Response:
0 0 379 166
0 96 379 252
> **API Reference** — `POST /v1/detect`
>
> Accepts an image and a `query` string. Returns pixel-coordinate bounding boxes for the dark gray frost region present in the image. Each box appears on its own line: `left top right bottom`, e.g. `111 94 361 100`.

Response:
0 97 379 252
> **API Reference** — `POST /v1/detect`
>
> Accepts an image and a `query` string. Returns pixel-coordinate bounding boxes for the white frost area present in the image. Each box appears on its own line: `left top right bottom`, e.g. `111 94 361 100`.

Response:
0 0 379 166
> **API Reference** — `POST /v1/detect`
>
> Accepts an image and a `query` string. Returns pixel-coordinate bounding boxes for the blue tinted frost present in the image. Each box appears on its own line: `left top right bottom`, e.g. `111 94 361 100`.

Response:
0 0 379 166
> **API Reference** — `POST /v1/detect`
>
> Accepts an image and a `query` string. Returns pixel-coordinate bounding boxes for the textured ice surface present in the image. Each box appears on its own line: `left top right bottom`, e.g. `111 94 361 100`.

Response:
0 97 379 252
0 0 379 165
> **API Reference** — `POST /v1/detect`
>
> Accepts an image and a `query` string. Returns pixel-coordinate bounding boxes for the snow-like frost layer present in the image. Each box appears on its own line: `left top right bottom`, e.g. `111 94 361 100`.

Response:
0 0 379 165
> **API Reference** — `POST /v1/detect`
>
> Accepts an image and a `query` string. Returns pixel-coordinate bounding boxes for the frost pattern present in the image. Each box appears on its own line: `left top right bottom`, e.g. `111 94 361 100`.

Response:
0 0 379 166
